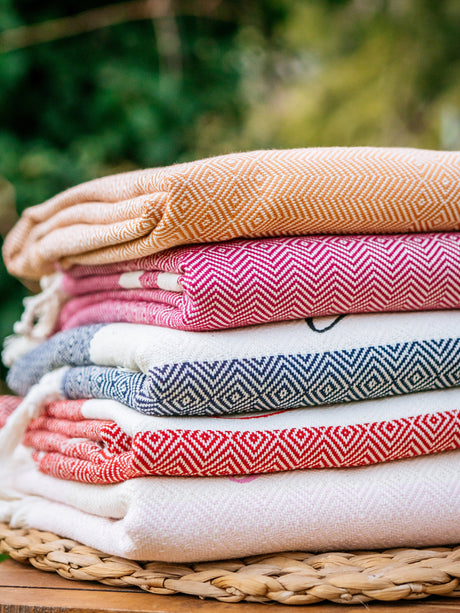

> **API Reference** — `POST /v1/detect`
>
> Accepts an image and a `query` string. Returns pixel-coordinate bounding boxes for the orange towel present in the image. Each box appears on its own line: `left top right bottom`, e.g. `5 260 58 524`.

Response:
4 147 460 280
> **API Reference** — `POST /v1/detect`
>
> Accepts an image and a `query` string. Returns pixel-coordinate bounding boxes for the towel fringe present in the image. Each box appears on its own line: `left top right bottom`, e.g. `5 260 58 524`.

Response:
13 272 67 341
0 368 68 479
2 334 40 367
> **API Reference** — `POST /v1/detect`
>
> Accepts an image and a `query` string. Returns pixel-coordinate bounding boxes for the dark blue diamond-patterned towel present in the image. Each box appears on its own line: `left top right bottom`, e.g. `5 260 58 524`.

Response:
7 310 460 417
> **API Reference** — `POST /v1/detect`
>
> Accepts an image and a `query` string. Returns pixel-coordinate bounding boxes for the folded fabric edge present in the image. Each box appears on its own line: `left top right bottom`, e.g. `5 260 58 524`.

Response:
4 388 460 480
7 446 460 562
0 368 68 479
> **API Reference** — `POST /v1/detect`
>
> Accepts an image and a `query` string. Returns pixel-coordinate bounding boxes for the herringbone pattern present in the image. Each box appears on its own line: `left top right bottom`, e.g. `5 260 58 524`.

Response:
4 147 460 279
58 232 460 332
2 395 459 480
59 337 460 415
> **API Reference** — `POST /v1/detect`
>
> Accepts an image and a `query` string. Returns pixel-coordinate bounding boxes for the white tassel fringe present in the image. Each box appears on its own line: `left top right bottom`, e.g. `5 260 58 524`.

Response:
13 272 68 341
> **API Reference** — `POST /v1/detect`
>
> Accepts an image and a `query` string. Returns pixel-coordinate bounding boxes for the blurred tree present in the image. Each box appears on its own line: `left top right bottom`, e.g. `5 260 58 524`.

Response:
0 0 261 209
192 0 460 154
0 0 283 384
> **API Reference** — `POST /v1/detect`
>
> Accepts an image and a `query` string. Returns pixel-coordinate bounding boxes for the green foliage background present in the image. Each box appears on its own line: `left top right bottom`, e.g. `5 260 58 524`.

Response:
0 0 459 386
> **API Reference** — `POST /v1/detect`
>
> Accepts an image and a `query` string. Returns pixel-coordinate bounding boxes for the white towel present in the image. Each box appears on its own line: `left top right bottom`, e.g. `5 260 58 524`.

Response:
2 446 460 562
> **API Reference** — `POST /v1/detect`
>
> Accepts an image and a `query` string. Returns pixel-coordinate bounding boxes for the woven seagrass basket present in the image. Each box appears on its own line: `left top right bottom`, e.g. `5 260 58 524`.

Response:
2 523 460 605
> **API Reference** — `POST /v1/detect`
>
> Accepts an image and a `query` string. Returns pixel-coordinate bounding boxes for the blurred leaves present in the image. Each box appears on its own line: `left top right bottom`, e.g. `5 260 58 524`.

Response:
193 0 460 153
0 177 17 237
0 175 25 387
0 1 252 212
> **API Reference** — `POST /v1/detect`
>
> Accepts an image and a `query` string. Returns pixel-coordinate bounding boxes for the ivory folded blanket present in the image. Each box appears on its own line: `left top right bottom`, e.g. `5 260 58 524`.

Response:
17 232 460 340
2 447 460 562
4 147 460 280
7 311 460 416
2 389 460 481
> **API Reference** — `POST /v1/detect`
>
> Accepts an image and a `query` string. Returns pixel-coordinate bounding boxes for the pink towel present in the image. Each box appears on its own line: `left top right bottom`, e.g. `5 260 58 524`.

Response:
54 232 460 333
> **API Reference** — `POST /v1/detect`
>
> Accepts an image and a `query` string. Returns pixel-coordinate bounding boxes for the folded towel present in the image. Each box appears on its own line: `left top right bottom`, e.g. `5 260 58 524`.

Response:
3 446 460 562
16 232 460 341
3 388 460 481
7 311 460 416
4 148 460 280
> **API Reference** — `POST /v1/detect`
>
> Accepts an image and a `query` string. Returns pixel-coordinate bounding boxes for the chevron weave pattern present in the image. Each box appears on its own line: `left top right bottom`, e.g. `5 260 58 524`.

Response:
53 232 460 333
60 338 460 415
0 396 22 426
4 147 460 280
8 313 460 415
5 447 460 562
1 392 458 481
26 410 460 481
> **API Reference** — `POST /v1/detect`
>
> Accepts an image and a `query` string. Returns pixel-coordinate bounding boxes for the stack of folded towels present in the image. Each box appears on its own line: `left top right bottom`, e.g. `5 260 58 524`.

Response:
1 147 460 563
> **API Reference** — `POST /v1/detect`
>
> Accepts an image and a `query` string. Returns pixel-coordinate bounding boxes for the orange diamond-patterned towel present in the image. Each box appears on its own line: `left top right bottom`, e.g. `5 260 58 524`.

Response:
3 147 460 280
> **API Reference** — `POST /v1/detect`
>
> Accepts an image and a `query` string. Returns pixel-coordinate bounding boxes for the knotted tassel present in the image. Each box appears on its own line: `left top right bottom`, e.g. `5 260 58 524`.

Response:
13 272 67 341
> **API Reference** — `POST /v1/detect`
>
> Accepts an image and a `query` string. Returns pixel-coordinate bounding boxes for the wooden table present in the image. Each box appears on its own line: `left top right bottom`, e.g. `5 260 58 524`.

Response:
2 558 460 612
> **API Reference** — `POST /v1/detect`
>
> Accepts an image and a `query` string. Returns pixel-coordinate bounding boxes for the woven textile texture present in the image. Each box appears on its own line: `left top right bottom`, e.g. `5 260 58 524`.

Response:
2 389 460 481
16 232 460 341
7 312 460 416
0 397 22 424
4 147 460 280
3 446 460 562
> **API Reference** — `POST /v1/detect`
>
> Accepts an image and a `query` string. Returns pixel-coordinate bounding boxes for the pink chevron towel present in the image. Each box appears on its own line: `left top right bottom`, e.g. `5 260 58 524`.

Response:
44 232 460 333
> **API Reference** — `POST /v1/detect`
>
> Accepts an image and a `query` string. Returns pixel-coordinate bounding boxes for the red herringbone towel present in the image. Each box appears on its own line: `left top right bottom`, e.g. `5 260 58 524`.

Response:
2 390 460 480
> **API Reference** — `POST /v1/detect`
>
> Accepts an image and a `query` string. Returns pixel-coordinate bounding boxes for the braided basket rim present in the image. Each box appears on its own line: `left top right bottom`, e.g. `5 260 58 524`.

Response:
2 523 460 605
